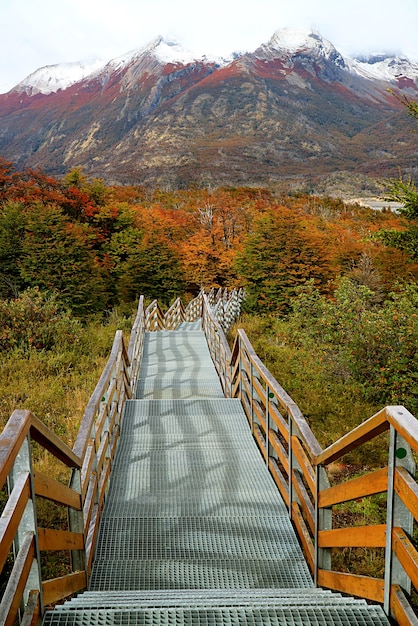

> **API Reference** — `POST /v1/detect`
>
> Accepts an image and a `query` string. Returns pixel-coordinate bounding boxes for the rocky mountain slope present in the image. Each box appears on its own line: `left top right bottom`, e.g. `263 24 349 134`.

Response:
0 29 417 188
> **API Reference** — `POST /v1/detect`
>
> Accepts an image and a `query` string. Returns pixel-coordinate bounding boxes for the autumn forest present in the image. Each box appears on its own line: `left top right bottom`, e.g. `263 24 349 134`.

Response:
0 154 417 452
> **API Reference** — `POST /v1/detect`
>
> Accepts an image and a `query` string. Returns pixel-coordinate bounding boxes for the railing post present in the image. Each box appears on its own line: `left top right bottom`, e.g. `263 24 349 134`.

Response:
265 385 271 467
250 360 254 433
7 434 44 617
68 468 86 577
384 427 415 615
314 464 332 586
238 334 243 403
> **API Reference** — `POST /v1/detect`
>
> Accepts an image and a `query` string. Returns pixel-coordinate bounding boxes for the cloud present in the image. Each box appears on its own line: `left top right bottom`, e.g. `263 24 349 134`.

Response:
1 0 418 92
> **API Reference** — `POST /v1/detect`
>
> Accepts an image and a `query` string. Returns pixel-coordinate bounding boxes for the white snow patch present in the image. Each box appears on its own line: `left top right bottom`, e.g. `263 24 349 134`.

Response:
14 59 106 95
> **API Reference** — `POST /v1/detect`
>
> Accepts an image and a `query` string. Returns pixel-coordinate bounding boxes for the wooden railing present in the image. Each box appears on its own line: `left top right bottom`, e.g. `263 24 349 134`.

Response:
201 309 418 626
0 289 238 625
0 329 132 625
3 288 417 625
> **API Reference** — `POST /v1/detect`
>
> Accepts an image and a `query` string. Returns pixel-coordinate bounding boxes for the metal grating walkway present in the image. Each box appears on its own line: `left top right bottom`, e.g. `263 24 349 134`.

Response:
43 325 390 626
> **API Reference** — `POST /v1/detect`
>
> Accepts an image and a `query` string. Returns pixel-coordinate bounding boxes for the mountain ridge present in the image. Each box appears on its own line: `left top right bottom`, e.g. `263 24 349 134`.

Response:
6 29 418 96
0 28 417 189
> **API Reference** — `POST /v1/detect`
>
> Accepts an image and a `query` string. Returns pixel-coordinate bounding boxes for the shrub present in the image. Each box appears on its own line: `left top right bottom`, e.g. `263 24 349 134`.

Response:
0 287 82 352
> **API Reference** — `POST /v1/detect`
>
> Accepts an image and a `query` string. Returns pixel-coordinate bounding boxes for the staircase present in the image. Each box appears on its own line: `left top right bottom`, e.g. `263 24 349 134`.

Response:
43 324 390 626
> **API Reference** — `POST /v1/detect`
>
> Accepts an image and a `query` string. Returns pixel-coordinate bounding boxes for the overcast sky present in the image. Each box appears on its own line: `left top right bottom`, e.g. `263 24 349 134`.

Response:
1 0 418 93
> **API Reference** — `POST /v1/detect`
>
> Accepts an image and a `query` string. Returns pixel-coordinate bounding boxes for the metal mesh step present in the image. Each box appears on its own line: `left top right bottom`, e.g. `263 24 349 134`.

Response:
54 588 367 609
44 604 390 626
43 328 391 626
89 558 313 591
93 516 304 561
122 398 254 433
136 379 225 399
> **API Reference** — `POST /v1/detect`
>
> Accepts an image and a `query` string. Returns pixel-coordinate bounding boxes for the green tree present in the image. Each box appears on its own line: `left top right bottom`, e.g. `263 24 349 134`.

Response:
0 202 26 298
19 204 107 315
235 207 332 313
108 229 185 306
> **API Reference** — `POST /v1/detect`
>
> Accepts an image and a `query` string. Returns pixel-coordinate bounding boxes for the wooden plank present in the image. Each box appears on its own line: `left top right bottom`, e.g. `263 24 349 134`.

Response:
291 501 314 573
318 524 386 548
0 531 35 626
317 569 384 603
73 331 125 460
42 571 87 606
318 467 388 508
81 442 96 499
386 406 418 454
33 472 81 510
108 400 118 436
287 402 322 462
20 589 40 626
96 431 109 476
252 399 266 433
98 459 111 508
109 425 120 462
86 505 100 574
315 408 389 465
390 584 418 626
0 472 31 572
291 435 315 496
252 376 267 409
38 527 84 551
395 466 418 523
0 410 31 490
392 527 418 591
292 469 315 534
83 474 98 531
240 393 252 428
30 414 81 468
236 330 293 413
269 458 289 507
253 424 267 461
269 431 289 476
269 403 288 440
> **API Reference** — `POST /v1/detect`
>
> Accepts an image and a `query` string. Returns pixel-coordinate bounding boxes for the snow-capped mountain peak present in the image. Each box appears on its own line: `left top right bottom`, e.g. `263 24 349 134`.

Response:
13 59 106 96
348 53 418 83
265 28 338 58
255 28 348 72
7 29 418 97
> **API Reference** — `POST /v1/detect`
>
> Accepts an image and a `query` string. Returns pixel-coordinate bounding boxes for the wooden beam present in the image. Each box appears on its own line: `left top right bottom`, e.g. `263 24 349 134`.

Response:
317 569 384 603
315 409 389 465
269 403 288 440
42 571 87 606
318 467 388 508
0 532 35 626
20 590 40 626
395 466 418 523
390 584 418 626
33 472 81 510
38 527 84 552
291 435 315 496
0 410 31 490
292 469 315 535
291 502 314 573
318 524 386 548
269 431 289 476
269 458 289 507
0 472 30 572
392 527 418 591
30 414 81 468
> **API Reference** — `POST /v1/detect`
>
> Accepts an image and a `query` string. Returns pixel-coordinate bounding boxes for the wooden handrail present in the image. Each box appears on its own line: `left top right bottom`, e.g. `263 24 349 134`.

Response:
2 287 418 625
225 310 418 624
73 330 127 461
